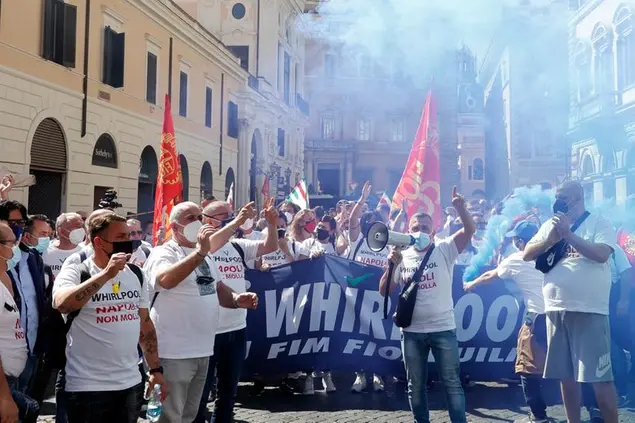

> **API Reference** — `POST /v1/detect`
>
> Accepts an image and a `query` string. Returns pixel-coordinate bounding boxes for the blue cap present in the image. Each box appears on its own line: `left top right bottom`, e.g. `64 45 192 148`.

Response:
506 220 538 242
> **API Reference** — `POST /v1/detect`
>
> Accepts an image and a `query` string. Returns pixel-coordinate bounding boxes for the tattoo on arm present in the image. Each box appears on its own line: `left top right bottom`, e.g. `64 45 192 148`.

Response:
139 310 159 368
73 282 102 302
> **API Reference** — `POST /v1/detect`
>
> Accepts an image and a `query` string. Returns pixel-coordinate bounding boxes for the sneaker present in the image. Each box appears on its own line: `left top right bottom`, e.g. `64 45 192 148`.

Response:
372 374 385 392
303 375 315 395
323 371 337 392
351 373 367 393
618 394 630 408
587 407 604 423
513 414 548 423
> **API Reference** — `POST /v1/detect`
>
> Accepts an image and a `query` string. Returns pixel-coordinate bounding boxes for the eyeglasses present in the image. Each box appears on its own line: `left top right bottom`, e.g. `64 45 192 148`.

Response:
130 231 143 236
7 219 26 228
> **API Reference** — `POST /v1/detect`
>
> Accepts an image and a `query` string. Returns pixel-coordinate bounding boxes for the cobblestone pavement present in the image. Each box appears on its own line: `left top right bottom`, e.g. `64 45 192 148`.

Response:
36 375 635 422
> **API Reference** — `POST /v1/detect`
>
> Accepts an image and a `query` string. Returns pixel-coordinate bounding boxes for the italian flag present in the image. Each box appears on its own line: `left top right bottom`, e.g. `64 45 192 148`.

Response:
287 179 309 210
376 192 391 210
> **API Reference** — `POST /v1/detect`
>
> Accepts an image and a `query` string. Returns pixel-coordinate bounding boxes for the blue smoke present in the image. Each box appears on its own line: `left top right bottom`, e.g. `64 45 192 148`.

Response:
463 185 554 281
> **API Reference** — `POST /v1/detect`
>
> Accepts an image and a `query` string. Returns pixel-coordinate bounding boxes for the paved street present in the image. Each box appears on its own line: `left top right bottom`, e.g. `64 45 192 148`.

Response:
36 374 635 422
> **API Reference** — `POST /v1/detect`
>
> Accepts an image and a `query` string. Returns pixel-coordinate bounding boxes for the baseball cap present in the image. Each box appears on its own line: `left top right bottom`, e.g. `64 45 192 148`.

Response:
506 220 538 242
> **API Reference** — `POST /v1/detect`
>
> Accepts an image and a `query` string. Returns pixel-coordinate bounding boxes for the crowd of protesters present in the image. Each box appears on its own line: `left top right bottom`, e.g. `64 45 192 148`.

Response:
0 176 632 423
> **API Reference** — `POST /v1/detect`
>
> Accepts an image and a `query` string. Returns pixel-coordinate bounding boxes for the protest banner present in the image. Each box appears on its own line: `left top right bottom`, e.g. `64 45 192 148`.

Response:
243 256 523 381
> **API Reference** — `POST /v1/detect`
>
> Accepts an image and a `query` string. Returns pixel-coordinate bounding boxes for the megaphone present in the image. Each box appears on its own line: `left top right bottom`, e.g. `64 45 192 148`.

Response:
366 221 415 252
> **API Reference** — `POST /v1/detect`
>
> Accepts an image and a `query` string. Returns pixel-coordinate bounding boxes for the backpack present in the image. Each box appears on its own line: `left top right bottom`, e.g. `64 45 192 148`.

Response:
51 262 144 368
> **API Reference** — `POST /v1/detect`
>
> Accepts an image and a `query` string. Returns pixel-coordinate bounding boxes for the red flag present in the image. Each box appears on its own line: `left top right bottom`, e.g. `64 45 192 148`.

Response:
153 94 183 245
391 90 442 229
261 176 270 203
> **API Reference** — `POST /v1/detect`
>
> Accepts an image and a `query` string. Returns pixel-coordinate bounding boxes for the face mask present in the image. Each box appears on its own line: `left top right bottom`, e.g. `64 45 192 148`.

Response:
304 221 317 233
411 232 431 250
68 228 86 245
553 199 569 214
182 221 202 244
277 229 286 239
240 218 253 231
34 237 50 254
316 228 330 241
111 240 134 256
10 225 23 243
6 246 21 271
284 212 294 223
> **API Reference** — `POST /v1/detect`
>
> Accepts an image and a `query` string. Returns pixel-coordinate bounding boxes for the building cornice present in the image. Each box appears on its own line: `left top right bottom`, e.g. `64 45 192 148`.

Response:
125 0 249 83
569 0 604 26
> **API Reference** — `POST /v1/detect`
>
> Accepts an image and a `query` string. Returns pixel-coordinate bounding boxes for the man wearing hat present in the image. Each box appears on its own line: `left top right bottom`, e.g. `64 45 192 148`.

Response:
464 220 549 423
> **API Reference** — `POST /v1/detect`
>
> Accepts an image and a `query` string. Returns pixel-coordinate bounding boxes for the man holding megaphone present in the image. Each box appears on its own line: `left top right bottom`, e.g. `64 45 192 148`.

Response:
378 186 475 423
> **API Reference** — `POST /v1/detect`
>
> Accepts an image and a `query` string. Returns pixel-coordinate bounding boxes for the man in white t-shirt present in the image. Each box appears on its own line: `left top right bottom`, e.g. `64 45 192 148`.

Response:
144 201 259 423
379 187 474 423
524 181 618 423
464 220 550 423
43 213 86 278
52 213 166 423
195 199 278 423
61 209 114 271
127 219 152 267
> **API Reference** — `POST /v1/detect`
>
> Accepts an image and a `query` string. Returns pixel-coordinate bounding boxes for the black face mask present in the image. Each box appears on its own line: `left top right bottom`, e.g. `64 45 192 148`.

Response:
221 215 236 227
277 229 286 239
553 199 569 214
111 240 134 256
316 228 330 241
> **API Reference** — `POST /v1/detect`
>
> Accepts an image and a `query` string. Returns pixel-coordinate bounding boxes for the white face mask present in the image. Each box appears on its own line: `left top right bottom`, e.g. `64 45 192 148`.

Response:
68 228 86 245
240 218 253 231
182 221 202 244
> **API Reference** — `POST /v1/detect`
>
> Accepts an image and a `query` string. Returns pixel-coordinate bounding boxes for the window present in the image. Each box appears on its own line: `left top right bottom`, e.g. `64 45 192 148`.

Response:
592 25 613 94
294 63 299 98
42 0 77 68
102 26 126 88
472 158 484 180
284 52 291 105
277 129 285 156
324 54 336 77
179 71 188 117
232 3 246 19
357 118 371 141
616 7 635 89
146 52 157 104
574 43 592 100
205 87 213 128
358 55 373 76
390 117 404 142
321 117 335 140
228 101 239 138
228 46 249 72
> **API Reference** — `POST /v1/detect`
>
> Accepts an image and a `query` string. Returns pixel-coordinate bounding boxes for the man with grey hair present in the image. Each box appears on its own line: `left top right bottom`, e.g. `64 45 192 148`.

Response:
61 209 114 270
195 198 278 423
144 201 259 423
43 213 86 277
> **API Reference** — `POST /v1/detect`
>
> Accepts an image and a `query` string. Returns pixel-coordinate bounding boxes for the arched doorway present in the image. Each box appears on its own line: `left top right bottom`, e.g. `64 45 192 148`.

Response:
179 154 189 201
249 132 259 203
200 161 213 202
29 118 67 217
92 134 118 168
137 146 158 226
225 167 235 204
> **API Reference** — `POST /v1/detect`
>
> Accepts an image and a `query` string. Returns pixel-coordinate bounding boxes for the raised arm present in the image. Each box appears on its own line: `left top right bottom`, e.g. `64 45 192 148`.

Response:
463 269 500 291
54 253 128 313
349 181 372 243
257 198 280 257
449 187 476 253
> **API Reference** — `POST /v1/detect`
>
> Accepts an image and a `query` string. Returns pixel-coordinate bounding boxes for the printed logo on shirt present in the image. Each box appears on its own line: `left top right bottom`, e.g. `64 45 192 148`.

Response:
95 303 140 324
565 244 581 259
402 261 439 290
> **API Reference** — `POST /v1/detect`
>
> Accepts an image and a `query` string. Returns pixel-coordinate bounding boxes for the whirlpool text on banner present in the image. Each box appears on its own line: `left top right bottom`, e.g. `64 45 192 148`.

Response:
243 256 524 381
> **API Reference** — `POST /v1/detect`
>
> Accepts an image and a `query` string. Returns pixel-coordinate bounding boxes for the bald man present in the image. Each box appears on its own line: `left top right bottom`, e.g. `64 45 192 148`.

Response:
524 180 618 423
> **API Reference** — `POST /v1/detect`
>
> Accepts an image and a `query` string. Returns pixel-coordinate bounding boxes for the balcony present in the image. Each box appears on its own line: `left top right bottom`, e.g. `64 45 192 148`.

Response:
296 93 310 116
570 91 618 126
305 139 354 150
248 74 259 91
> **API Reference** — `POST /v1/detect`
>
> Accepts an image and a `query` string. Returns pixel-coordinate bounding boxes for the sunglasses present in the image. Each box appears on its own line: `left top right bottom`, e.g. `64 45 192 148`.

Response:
7 219 26 228
130 231 143 236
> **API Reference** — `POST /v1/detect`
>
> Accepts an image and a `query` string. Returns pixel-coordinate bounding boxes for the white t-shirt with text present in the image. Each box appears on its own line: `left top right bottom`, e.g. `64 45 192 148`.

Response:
497 251 545 314
528 213 616 315
43 244 83 278
395 240 460 333
143 240 221 359
52 259 149 392
346 234 389 268
261 239 308 268
0 283 26 377
211 239 259 334
61 245 94 270
303 238 337 256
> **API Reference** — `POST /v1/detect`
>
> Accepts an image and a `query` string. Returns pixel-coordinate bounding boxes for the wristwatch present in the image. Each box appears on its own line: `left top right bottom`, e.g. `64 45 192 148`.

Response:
149 366 164 375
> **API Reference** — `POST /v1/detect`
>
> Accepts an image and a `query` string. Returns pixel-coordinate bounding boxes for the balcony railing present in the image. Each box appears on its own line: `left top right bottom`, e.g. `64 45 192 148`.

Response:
296 93 309 116
248 74 259 91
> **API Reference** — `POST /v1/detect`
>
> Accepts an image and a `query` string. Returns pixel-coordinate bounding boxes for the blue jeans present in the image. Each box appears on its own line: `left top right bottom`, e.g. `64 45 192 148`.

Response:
194 328 246 423
401 330 467 423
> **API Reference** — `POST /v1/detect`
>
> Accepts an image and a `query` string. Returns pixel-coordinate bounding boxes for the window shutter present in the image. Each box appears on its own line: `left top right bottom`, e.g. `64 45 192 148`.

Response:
112 32 125 88
41 0 55 61
227 102 238 138
146 53 157 103
179 72 188 116
62 3 77 68
102 27 113 84
205 87 212 127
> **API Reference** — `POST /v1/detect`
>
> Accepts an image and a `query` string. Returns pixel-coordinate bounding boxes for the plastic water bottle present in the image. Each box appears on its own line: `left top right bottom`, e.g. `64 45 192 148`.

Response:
146 384 162 422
